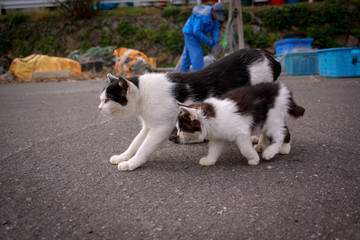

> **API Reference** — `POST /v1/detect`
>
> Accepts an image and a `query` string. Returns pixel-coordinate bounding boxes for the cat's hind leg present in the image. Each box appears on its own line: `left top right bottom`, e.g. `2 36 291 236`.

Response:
110 120 149 164
199 139 225 166
117 125 173 171
236 134 260 166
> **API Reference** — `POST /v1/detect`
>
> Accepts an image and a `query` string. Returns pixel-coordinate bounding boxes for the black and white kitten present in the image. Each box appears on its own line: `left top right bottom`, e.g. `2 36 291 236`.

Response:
176 82 305 166
98 49 281 171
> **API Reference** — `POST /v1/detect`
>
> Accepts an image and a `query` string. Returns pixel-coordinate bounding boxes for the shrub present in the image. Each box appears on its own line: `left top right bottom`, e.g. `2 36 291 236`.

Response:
81 40 92 52
117 21 136 37
99 31 112 46
242 11 251 24
244 25 279 49
0 28 11 54
10 13 30 25
165 30 184 54
54 0 95 19
305 25 337 49
176 7 192 23
162 6 181 18
135 28 147 40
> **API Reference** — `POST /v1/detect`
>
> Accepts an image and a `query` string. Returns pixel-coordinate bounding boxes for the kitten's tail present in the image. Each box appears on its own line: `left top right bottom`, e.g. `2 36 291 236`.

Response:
288 98 305 118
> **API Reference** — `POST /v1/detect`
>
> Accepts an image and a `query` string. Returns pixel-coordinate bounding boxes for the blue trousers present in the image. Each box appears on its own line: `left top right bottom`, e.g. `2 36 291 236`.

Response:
179 33 204 72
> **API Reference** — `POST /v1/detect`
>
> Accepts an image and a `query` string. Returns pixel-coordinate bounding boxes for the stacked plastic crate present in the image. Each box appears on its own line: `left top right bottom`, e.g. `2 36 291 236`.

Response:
274 38 360 77
317 48 360 78
275 38 318 75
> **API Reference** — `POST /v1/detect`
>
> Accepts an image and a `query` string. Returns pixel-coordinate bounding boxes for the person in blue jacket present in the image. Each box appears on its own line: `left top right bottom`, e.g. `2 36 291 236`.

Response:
179 3 226 72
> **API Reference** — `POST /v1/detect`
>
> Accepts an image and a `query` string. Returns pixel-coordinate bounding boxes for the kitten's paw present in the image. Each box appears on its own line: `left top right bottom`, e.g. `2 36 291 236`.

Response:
199 157 216 166
279 143 291 155
251 135 259 144
247 156 260 166
254 144 266 153
262 148 278 160
110 154 130 164
118 161 137 171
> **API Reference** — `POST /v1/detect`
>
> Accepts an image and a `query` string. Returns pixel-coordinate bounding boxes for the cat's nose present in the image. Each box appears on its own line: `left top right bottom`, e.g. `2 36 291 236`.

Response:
98 107 102 111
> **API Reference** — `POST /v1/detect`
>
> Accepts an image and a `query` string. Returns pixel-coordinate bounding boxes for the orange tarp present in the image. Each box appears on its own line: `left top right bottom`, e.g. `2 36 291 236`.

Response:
114 48 150 75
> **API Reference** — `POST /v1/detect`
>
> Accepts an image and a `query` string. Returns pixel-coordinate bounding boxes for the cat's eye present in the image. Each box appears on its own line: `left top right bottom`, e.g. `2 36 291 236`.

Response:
104 99 109 104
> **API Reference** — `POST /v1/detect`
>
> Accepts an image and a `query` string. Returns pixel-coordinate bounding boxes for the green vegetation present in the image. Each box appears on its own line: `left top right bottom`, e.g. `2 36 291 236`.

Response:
161 6 192 23
116 20 137 36
106 6 163 17
0 2 358 65
244 26 280 49
254 1 356 48
55 0 96 19
162 6 181 18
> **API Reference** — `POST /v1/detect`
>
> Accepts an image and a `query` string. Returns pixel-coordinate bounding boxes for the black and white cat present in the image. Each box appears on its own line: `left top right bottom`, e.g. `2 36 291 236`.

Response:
98 49 281 171
176 82 305 166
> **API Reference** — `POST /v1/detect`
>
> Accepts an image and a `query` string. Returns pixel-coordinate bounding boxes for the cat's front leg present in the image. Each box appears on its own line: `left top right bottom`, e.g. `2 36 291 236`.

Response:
110 125 149 164
254 134 270 153
262 131 284 160
200 139 225 166
236 135 260 166
117 126 172 171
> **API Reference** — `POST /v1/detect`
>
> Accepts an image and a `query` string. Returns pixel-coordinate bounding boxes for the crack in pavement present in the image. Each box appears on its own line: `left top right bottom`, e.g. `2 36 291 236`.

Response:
0 119 110 162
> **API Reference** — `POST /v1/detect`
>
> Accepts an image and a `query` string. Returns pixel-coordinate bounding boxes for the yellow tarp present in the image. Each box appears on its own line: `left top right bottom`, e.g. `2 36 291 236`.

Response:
114 48 150 76
9 54 82 80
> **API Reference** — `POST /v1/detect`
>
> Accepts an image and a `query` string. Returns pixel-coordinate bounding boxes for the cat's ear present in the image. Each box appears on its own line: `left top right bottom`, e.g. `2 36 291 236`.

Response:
118 76 137 96
117 76 129 88
107 73 118 83
179 106 199 121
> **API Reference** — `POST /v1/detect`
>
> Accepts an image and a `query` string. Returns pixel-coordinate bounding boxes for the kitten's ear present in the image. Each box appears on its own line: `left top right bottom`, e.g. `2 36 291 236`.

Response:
179 106 199 121
177 101 187 108
107 73 118 83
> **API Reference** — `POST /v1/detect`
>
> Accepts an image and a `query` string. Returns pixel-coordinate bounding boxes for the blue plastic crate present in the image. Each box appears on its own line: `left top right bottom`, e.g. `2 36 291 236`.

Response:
284 51 318 75
275 38 313 55
318 47 360 78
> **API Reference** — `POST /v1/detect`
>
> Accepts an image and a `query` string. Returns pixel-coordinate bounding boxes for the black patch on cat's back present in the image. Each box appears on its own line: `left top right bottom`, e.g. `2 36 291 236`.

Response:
223 83 280 128
127 76 139 88
264 51 282 80
167 49 279 103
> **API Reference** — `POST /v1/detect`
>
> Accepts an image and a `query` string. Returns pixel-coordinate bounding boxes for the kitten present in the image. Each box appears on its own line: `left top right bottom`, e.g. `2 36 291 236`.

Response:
98 49 281 171
176 82 305 166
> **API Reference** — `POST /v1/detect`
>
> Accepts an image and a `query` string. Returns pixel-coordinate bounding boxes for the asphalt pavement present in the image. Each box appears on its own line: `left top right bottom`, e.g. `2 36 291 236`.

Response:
0 75 359 240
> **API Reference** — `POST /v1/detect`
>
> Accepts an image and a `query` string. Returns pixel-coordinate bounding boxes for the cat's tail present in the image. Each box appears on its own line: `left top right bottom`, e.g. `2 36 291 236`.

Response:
288 98 305 118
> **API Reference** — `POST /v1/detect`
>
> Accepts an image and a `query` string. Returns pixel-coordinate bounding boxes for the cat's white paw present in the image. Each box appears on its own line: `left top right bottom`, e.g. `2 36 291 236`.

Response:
110 154 130 164
279 143 291 155
254 144 266 153
262 147 278 160
199 157 216 166
251 135 259 144
247 156 260 166
118 161 137 171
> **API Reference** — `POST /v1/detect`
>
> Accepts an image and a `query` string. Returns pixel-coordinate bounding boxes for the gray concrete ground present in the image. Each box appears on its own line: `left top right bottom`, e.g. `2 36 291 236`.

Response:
0 75 359 240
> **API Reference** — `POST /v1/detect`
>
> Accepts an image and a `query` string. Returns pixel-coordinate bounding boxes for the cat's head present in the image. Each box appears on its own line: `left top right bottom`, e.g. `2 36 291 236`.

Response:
176 102 216 143
98 73 139 117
